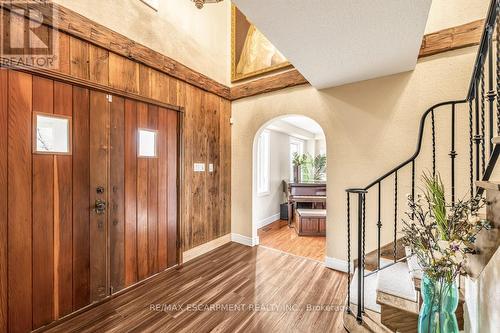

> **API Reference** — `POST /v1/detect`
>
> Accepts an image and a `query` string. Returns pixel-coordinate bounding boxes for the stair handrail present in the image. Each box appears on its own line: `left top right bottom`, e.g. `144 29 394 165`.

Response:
345 0 500 325
346 99 466 194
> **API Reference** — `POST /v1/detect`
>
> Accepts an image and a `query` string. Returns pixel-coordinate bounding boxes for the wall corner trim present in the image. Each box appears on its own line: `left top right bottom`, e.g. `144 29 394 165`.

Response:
325 256 352 273
255 213 280 229
182 234 231 263
231 233 260 247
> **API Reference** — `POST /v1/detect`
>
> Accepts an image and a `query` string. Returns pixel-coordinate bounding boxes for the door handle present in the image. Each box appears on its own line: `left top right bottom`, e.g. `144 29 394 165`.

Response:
94 199 106 215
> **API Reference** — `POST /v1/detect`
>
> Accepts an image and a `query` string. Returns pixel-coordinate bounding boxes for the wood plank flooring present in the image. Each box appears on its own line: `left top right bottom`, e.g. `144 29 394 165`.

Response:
43 243 347 333
258 220 326 262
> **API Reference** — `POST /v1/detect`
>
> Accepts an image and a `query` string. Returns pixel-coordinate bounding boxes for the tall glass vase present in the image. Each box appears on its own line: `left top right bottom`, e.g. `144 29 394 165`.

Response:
418 274 459 333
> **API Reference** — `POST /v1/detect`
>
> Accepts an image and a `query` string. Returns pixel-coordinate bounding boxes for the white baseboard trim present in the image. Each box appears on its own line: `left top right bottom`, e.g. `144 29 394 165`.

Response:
325 256 352 273
183 234 231 263
255 213 281 229
231 233 260 247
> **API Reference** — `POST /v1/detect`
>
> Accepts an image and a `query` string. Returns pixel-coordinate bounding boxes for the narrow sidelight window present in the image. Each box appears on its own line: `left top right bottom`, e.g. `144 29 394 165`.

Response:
138 129 158 158
34 113 72 154
256 130 271 195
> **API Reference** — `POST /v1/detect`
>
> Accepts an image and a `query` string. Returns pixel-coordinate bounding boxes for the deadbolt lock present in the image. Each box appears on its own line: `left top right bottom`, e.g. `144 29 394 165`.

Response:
96 186 105 194
94 199 106 215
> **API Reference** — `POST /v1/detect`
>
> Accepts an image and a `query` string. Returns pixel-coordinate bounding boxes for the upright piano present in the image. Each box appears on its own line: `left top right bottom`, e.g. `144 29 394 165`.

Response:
287 182 326 227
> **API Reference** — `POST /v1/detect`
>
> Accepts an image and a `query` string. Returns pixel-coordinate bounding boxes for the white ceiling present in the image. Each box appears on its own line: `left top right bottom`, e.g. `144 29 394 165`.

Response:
232 0 432 89
281 116 323 135
267 116 324 140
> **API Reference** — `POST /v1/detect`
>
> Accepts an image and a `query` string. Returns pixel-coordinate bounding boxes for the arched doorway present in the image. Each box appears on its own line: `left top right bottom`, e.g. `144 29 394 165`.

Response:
252 115 327 262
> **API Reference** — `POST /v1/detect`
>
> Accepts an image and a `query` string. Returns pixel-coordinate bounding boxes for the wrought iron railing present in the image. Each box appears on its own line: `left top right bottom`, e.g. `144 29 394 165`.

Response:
345 0 500 323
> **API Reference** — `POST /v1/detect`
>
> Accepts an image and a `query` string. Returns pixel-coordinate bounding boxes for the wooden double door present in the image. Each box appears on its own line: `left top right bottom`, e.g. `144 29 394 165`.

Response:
0 69 179 332
88 90 179 301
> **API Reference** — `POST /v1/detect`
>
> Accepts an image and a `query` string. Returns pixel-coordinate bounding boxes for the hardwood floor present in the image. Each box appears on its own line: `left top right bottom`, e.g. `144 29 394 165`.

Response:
43 243 347 333
258 220 326 262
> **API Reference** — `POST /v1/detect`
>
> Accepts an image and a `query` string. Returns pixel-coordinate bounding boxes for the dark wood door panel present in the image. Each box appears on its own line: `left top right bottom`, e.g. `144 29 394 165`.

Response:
72 86 91 310
0 69 8 333
32 76 55 328
89 91 109 302
54 81 74 317
8 70 33 333
124 99 138 287
110 96 125 293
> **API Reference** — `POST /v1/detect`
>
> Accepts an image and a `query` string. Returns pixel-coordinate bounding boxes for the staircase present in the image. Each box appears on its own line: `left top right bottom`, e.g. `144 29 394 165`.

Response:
343 0 500 331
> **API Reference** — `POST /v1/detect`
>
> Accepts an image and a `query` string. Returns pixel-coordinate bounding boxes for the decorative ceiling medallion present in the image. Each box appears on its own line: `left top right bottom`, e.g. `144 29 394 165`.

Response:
192 0 224 10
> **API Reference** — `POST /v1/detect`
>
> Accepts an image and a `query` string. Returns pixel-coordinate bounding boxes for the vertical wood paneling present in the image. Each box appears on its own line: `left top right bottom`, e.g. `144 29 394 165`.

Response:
191 93 208 248
58 33 71 75
219 99 232 236
72 86 91 310
89 91 109 301
110 96 125 292
89 45 109 85
69 37 89 80
32 76 55 328
206 95 219 239
147 105 159 275
0 70 9 333
136 102 149 280
7 71 33 333
157 108 168 271
2 5 233 256
54 82 74 317
124 100 138 286
150 69 170 104
167 110 178 267
109 53 139 94
138 65 151 99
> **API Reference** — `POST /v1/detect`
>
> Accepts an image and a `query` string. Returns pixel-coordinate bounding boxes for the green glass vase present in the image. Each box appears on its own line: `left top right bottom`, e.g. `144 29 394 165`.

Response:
418 274 459 333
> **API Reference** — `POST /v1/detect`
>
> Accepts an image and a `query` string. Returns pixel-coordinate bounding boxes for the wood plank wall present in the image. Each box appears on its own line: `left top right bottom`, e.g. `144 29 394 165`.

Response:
0 7 231 332
0 7 231 251
0 69 182 332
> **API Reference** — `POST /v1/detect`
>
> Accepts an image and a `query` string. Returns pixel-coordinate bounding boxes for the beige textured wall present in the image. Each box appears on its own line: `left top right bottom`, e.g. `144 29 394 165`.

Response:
53 0 230 84
231 46 477 260
425 0 489 33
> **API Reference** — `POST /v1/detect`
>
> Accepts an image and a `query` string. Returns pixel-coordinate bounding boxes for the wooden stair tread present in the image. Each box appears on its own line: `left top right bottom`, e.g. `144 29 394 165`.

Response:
476 180 500 191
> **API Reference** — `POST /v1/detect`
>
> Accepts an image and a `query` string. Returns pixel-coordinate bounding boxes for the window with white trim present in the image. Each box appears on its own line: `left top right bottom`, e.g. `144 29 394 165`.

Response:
289 137 304 182
138 129 158 158
34 113 71 154
256 130 271 195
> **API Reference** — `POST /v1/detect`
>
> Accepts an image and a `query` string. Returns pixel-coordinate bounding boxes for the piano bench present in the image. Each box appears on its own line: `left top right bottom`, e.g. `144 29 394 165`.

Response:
294 209 326 236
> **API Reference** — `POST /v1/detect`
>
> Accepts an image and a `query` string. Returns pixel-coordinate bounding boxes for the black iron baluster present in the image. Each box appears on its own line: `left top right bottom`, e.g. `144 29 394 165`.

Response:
393 171 398 262
411 160 415 218
347 193 351 314
475 79 481 181
361 193 366 314
431 109 436 177
497 13 500 134
377 182 382 270
481 68 486 174
488 38 495 152
356 191 365 323
450 103 457 206
469 99 474 198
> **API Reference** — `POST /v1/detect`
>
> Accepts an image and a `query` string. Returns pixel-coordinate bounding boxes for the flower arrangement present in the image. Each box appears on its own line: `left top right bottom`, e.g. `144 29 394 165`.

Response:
402 173 490 284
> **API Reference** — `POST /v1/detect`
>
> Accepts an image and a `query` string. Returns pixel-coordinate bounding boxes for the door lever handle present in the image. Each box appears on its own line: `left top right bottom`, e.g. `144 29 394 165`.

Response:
94 199 106 215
